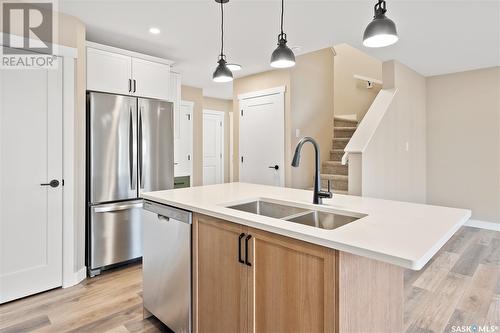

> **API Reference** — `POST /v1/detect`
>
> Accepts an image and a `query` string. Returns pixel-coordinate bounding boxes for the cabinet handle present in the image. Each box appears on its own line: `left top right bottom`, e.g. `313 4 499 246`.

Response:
238 233 245 264
245 234 252 266
133 79 137 93
128 78 132 93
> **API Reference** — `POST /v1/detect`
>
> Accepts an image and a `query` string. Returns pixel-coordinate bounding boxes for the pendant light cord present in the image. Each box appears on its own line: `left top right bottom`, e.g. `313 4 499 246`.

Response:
220 1 224 57
280 0 284 36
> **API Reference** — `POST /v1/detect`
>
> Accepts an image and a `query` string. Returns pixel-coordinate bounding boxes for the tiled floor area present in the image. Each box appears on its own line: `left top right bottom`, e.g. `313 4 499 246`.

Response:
0 226 498 333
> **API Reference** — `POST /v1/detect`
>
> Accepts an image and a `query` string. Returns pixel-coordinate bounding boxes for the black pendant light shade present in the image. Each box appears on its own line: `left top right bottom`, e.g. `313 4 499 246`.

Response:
213 0 233 82
363 0 398 48
270 0 295 68
213 55 233 82
271 33 295 68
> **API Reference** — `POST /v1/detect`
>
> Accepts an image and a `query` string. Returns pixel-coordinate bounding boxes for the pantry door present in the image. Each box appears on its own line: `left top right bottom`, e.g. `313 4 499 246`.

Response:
0 57 63 303
203 110 224 185
239 87 285 187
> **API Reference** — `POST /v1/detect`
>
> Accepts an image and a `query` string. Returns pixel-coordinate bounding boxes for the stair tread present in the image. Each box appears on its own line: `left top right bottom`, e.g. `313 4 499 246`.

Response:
334 126 357 130
334 116 357 121
323 160 343 165
320 174 348 180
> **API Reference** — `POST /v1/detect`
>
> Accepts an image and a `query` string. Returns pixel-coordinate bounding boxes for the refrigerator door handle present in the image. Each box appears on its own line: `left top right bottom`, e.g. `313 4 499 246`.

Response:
139 106 144 189
129 107 136 190
94 202 143 213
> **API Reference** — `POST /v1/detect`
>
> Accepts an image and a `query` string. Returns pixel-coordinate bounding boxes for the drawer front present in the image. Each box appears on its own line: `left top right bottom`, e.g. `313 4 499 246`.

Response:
174 176 190 189
89 201 143 269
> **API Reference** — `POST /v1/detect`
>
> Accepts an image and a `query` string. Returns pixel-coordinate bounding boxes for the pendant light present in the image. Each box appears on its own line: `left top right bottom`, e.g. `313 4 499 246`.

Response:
270 0 295 68
363 0 398 48
213 0 233 82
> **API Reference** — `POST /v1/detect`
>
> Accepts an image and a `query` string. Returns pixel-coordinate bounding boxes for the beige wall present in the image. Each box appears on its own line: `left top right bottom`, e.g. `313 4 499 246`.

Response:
203 97 233 183
362 60 427 203
232 48 335 189
426 67 500 223
333 43 382 121
290 48 335 189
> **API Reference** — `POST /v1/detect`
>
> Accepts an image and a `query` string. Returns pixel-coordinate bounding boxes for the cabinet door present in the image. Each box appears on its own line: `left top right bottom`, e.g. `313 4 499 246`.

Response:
193 214 248 333
87 47 132 95
247 227 338 333
132 57 170 100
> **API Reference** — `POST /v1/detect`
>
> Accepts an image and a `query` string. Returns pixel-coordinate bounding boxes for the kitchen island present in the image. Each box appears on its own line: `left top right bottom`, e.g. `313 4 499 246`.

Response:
142 182 471 333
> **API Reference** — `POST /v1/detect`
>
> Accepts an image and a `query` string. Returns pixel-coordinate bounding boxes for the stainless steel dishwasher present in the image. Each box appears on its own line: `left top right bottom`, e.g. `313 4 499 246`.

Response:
142 200 192 333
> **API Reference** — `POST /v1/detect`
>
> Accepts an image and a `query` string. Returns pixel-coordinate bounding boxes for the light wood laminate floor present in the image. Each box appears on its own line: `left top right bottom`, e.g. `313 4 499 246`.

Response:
0 226 499 333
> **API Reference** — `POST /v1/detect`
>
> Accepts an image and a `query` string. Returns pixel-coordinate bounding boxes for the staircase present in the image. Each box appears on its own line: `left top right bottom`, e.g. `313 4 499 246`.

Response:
320 117 358 194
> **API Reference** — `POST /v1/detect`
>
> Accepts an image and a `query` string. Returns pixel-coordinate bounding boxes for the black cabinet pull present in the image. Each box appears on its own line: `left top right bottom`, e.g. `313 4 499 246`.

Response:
133 79 137 93
245 234 252 266
128 78 132 92
238 233 245 264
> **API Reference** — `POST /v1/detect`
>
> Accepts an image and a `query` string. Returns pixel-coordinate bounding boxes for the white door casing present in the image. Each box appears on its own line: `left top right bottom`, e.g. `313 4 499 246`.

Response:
229 112 234 182
238 87 285 187
203 110 224 185
174 101 193 179
0 58 63 303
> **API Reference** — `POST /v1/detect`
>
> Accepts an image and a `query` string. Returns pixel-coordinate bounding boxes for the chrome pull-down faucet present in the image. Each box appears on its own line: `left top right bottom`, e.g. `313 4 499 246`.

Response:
291 137 333 204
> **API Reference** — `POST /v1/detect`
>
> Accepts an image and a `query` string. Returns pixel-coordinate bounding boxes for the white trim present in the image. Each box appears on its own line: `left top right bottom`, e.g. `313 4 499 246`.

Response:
62 56 80 288
203 109 225 184
237 85 286 101
0 34 77 58
229 112 234 183
86 41 173 65
464 219 500 231
181 100 194 184
62 267 86 288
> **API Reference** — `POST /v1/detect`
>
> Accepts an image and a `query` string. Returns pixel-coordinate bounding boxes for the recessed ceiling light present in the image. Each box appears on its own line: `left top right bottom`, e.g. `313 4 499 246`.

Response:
149 27 161 35
226 63 242 71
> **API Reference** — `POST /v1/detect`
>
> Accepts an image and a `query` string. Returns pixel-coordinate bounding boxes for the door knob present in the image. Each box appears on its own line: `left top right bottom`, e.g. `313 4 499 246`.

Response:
40 179 60 188
268 165 279 170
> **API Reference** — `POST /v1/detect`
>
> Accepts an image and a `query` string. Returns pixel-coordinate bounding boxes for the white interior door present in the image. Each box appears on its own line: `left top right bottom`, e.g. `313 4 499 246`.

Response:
174 101 193 179
239 90 285 186
0 57 63 303
203 110 224 185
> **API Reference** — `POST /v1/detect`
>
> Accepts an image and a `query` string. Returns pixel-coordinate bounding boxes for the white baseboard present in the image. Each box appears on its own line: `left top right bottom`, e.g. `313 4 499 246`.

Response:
62 266 87 288
464 219 500 231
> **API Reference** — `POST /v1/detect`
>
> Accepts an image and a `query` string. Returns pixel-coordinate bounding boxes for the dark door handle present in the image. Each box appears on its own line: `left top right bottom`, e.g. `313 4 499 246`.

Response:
40 179 59 188
245 234 252 266
238 233 245 264
268 165 279 170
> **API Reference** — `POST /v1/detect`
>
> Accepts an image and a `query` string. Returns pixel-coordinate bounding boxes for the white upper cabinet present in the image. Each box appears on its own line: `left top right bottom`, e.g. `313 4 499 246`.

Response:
87 48 132 95
86 42 172 100
132 58 170 100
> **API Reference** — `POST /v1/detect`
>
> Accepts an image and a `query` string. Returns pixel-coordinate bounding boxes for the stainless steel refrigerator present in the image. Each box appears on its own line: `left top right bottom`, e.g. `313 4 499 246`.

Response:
86 91 174 277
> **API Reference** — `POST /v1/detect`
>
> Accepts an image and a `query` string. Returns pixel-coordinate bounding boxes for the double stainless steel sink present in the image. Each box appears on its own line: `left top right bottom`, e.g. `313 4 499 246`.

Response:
226 200 366 230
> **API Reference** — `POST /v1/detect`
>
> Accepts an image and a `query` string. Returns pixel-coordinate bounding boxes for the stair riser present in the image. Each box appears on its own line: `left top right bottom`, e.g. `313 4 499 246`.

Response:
334 119 358 127
330 151 343 161
322 178 348 191
333 140 348 150
334 128 356 138
322 164 347 176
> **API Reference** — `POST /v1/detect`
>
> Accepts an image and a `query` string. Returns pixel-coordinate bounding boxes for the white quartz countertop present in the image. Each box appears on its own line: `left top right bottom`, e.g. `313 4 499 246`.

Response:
142 182 471 270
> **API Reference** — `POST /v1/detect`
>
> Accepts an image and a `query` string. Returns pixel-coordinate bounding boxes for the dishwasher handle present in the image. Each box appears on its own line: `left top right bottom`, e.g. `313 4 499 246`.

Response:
143 200 192 224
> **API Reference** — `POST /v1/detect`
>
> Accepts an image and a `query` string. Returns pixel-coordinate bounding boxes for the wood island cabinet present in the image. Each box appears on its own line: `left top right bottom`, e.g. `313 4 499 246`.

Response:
193 213 403 333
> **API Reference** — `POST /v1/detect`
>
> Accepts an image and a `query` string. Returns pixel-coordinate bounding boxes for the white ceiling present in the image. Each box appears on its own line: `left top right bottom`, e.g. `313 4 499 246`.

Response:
60 0 500 99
